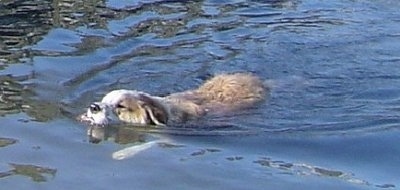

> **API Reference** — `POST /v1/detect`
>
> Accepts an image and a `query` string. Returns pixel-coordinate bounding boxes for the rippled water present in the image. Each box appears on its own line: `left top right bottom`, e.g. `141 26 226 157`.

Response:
0 0 399 189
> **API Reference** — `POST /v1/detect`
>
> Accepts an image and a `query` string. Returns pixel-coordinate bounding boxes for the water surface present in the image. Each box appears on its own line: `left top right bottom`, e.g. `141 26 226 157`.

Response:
0 0 399 189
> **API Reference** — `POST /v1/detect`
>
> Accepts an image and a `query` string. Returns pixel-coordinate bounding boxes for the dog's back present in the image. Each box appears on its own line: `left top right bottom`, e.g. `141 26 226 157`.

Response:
198 73 267 104
166 73 268 118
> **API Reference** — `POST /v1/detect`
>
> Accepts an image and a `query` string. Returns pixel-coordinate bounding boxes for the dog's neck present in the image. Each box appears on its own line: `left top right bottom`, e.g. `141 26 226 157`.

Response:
158 94 206 124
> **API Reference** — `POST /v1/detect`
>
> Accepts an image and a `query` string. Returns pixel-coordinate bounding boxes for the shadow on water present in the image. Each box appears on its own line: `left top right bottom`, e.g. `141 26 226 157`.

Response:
0 0 399 189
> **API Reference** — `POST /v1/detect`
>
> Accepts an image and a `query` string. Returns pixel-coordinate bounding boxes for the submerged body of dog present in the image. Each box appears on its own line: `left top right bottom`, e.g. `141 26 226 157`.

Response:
79 73 268 126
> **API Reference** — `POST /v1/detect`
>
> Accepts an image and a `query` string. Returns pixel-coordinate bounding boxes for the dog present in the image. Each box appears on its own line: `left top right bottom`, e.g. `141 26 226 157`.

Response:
78 73 268 127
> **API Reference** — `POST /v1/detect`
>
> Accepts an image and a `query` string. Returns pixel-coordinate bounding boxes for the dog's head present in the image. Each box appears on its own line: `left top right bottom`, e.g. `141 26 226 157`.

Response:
78 90 169 126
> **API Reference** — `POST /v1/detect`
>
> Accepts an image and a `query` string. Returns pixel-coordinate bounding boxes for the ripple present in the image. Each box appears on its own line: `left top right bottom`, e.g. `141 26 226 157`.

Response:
353 88 400 101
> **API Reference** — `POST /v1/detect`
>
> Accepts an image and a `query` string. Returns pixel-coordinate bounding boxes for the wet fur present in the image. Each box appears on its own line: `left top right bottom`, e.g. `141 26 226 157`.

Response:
80 73 268 126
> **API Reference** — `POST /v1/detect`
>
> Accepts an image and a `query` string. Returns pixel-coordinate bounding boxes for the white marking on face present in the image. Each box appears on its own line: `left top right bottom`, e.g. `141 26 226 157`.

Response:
79 90 152 126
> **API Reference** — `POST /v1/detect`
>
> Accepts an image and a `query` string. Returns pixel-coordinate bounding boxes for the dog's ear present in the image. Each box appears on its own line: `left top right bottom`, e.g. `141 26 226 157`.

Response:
138 94 168 126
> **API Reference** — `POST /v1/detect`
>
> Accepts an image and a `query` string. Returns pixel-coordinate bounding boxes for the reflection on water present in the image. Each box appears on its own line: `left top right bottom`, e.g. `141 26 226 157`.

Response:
0 0 52 62
0 77 29 116
0 137 17 147
0 75 62 122
85 121 261 144
0 0 399 189
87 125 147 144
0 163 56 182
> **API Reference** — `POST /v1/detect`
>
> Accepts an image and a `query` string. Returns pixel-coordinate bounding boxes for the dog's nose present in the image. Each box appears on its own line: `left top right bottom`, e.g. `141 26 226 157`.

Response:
89 103 101 113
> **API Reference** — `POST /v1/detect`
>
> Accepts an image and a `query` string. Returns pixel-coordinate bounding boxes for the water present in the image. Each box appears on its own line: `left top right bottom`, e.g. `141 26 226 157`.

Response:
0 0 399 189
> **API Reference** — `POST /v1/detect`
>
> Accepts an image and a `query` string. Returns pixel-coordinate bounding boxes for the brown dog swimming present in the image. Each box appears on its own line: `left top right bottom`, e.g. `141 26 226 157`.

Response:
78 73 268 126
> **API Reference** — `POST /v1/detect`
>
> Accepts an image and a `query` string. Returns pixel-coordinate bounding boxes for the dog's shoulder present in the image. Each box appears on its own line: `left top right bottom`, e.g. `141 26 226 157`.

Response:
162 94 206 123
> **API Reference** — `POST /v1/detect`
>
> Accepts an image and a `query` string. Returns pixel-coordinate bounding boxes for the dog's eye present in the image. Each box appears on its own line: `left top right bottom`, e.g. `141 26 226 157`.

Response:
89 104 101 113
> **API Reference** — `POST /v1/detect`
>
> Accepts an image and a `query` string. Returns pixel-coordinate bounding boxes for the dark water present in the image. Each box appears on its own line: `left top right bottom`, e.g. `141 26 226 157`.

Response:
0 0 399 189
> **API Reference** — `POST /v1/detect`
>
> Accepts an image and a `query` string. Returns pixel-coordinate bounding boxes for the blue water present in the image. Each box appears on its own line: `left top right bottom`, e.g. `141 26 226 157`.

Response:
0 0 399 189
